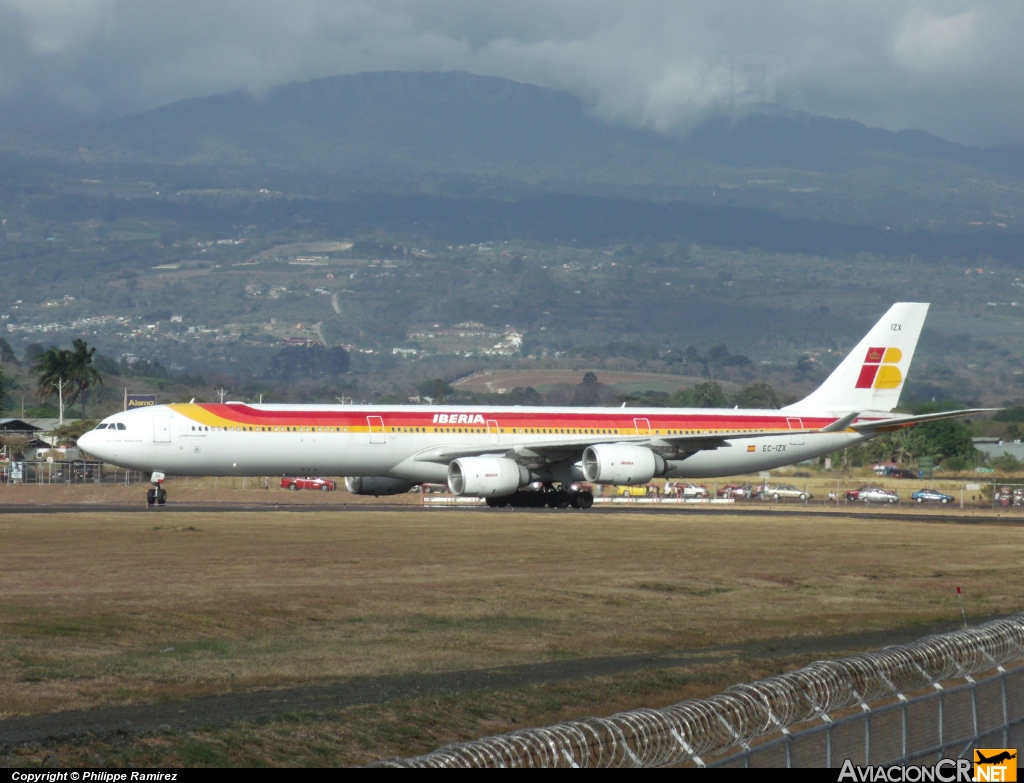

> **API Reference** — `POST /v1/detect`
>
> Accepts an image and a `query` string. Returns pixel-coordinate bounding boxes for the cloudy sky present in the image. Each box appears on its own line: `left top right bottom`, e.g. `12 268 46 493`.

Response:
0 0 1020 146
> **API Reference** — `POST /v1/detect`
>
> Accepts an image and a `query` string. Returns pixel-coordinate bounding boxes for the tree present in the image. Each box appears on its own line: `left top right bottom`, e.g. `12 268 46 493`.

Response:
0 363 6 417
416 378 453 403
733 381 787 409
32 340 104 414
66 339 103 411
33 346 73 406
0 337 18 365
674 381 728 408
24 343 45 365
265 345 350 381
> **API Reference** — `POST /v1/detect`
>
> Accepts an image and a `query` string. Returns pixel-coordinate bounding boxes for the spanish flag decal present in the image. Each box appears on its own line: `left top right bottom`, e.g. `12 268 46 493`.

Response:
855 347 903 389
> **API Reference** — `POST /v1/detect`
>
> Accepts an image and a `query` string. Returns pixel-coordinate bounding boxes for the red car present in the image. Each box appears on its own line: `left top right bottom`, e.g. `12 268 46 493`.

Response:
281 476 337 491
716 483 752 499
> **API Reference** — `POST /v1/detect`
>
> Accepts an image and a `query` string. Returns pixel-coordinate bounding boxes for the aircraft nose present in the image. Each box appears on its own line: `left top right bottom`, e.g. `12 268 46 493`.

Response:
77 431 101 457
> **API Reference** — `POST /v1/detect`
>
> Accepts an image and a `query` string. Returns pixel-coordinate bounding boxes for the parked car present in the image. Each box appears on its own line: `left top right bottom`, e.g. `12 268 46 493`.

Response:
911 488 954 504
762 484 811 501
873 464 916 479
665 481 709 498
281 476 337 491
845 485 883 501
717 483 752 499
858 487 901 504
997 486 1013 506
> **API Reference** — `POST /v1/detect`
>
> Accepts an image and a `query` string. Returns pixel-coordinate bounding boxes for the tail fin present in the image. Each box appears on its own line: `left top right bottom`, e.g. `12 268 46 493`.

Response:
785 303 929 413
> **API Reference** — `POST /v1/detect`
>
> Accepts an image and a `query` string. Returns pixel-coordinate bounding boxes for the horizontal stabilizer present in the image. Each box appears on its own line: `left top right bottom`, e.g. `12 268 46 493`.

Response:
851 408 999 433
819 411 861 433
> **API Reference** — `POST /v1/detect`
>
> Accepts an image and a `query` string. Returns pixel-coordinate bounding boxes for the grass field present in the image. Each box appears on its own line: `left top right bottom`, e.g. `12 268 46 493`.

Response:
450 369 712 394
2 508 1023 765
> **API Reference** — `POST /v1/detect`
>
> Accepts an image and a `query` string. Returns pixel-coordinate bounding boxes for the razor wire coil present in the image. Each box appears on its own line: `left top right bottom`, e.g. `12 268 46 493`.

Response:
373 613 1024 768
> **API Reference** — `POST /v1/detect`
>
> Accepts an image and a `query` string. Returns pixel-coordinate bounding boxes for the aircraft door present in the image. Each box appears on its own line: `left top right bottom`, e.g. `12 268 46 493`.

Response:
634 418 652 435
153 414 171 443
787 417 805 445
487 420 500 445
367 416 386 444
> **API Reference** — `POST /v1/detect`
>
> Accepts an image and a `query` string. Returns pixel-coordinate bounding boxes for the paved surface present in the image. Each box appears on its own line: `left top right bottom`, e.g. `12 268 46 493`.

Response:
0 502 1018 526
0 617 998 746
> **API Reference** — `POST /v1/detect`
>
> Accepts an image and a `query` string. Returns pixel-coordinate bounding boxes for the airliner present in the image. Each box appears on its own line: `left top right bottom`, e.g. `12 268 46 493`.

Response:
77 303 991 508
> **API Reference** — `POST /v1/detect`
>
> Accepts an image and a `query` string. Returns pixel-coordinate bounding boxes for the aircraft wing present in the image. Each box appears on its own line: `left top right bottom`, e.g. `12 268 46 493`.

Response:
412 427 823 466
850 408 999 433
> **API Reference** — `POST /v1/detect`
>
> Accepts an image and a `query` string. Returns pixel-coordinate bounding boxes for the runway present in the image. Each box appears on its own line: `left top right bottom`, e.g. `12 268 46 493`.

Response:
0 501 1017 526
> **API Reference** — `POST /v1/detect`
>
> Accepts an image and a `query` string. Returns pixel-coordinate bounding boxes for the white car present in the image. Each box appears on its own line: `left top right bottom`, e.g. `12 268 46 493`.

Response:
664 482 709 498
859 487 901 504
762 484 812 501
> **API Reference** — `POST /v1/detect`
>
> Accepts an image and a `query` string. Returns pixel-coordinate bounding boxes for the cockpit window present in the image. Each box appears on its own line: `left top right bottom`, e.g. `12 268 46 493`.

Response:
94 423 108 430
116 423 127 431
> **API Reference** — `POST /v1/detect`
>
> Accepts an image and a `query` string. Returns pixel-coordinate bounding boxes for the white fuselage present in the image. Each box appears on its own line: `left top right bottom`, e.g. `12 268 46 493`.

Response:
77 402 869 484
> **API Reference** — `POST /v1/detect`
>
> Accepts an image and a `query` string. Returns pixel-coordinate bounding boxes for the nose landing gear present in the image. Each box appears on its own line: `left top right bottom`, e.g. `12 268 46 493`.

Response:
147 472 167 506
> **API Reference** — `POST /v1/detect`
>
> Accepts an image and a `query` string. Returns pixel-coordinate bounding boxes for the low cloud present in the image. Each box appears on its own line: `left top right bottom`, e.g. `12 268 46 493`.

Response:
0 0 1022 145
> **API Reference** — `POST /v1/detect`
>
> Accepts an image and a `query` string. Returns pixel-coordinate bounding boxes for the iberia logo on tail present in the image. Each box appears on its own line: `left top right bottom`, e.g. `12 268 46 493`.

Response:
855 347 903 390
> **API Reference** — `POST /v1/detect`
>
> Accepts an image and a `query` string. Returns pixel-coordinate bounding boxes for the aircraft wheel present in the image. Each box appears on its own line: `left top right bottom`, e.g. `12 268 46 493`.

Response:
577 491 594 509
528 491 547 508
146 488 156 506
486 496 500 508
496 496 510 508
552 489 571 509
157 488 167 506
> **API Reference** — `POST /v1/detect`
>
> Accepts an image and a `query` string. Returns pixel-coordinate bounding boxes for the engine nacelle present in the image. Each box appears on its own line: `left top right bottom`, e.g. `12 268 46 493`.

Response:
582 444 665 485
344 476 416 496
448 457 529 497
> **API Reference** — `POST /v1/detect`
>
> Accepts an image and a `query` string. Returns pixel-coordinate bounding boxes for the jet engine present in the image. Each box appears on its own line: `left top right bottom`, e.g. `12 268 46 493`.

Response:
344 476 416 496
447 457 529 497
582 444 665 484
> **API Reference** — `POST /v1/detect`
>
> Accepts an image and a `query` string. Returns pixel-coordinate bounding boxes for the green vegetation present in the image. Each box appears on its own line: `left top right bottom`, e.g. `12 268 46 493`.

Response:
31 339 103 415
0 73 1022 428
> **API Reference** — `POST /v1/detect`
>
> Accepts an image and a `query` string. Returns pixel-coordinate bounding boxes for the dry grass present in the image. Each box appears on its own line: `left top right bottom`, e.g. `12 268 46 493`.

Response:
5 660 814 767
1 509 1023 722
451 369 707 393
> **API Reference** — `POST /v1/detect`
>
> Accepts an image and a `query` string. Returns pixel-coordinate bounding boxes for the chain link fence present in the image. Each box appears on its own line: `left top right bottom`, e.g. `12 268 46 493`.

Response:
375 614 1024 768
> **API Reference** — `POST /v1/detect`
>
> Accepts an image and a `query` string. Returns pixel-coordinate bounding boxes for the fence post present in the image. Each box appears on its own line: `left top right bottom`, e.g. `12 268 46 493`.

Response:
938 689 945 755
899 694 908 761
862 704 872 765
822 714 833 767
1001 668 1009 746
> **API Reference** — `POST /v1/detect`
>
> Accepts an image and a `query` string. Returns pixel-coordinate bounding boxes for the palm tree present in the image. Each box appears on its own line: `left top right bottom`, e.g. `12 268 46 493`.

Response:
65 339 102 412
34 346 74 405
33 340 104 414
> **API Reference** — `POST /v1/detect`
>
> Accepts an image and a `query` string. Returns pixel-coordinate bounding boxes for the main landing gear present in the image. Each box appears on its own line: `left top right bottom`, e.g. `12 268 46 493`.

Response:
485 486 594 510
146 471 167 507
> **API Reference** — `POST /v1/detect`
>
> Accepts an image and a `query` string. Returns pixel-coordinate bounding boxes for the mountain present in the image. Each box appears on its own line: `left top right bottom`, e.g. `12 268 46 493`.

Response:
14 70 1024 184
